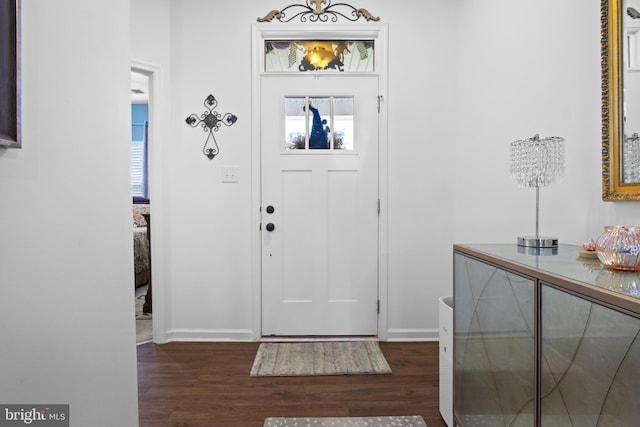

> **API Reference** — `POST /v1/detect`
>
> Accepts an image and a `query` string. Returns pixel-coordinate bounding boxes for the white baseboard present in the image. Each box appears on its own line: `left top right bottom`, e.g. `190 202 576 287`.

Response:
164 328 255 342
161 328 440 343
385 328 439 342
260 336 378 342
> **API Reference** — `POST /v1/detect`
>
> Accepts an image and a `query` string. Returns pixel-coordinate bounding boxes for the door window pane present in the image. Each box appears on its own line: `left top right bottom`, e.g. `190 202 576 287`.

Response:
266 40 374 73
285 97 307 149
333 97 354 150
284 97 354 151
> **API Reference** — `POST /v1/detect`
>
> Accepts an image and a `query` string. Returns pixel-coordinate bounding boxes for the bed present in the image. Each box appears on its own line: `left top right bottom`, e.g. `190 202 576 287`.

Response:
133 205 150 288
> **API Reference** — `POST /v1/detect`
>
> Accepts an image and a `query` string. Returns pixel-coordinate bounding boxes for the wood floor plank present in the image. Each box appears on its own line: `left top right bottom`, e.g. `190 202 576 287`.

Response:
137 341 448 427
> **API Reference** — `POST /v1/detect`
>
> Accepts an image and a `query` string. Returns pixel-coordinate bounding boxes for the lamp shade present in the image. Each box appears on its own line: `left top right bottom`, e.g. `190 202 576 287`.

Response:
510 134 565 188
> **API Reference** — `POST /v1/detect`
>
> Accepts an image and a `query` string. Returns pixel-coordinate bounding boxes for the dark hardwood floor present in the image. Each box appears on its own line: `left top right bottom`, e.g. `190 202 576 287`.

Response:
137 341 448 427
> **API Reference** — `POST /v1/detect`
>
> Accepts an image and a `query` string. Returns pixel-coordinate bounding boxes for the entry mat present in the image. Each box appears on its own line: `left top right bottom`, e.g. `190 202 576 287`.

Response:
250 341 392 377
263 416 428 427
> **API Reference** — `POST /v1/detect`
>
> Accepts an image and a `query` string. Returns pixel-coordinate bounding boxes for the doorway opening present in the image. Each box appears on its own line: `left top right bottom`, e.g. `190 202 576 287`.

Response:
251 24 390 340
131 69 152 344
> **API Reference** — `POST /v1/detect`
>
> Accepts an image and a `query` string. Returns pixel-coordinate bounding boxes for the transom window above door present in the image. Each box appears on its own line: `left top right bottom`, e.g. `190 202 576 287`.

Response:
284 96 354 151
265 40 374 73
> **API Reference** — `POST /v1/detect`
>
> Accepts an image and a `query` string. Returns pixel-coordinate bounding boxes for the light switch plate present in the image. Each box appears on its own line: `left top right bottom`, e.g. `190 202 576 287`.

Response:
221 166 239 183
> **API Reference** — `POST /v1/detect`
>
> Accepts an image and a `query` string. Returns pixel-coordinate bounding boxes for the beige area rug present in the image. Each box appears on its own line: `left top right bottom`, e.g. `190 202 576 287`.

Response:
136 285 152 343
264 416 427 427
250 341 392 377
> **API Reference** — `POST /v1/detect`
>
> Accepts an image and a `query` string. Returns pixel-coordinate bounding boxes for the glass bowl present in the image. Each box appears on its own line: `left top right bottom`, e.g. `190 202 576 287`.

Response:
596 225 640 271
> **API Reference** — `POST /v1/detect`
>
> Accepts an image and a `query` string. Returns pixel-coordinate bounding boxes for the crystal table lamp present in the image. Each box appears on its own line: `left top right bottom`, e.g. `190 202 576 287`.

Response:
510 134 565 248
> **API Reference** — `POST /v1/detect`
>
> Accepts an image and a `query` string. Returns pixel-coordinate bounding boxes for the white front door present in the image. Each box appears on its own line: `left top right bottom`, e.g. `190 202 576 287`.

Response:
261 74 380 336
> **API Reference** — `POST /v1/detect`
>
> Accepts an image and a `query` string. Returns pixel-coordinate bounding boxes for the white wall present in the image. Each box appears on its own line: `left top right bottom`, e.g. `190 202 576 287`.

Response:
131 0 640 344
0 1 139 426
454 0 640 244
6 0 635 423
167 0 256 339
627 0 640 135
384 1 457 339
131 0 458 342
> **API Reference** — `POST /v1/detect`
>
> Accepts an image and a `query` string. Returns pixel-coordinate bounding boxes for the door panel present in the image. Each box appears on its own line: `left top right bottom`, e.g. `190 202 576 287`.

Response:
261 74 379 336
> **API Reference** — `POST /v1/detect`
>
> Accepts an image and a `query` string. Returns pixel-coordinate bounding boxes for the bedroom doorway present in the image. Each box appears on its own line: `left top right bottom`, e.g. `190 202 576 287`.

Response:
131 68 153 344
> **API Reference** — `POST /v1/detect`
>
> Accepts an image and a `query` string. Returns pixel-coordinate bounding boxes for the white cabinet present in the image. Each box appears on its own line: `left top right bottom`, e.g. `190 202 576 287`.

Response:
439 296 453 427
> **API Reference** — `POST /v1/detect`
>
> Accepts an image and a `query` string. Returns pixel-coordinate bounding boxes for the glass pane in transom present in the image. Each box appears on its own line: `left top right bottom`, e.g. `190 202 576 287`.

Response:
265 40 374 73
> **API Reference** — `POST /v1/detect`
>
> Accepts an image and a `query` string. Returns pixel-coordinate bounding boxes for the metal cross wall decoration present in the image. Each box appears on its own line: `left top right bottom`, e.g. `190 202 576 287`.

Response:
185 94 238 160
258 0 379 23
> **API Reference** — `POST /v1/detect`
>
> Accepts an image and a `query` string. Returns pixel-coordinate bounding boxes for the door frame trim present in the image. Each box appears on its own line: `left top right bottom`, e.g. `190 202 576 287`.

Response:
131 60 166 344
250 23 389 340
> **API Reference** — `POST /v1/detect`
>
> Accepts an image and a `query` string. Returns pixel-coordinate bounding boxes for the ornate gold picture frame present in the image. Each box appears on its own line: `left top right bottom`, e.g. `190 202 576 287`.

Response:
601 0 640 200
0 0 21 149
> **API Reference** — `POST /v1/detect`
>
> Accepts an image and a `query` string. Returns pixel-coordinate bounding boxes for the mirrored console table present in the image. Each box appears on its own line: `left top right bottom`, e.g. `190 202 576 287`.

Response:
453 244 640 427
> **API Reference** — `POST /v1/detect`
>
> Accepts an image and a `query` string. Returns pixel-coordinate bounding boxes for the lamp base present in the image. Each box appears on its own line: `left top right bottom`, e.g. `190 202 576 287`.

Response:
517 236 558 248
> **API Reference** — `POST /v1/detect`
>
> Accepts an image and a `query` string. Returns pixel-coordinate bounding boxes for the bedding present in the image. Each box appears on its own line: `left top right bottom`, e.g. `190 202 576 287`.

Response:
133 204 150 287
134 227 150 287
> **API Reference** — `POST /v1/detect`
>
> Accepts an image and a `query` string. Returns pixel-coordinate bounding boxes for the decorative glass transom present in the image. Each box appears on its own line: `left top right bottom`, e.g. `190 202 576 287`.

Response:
265 40 374 73
284 97 354 151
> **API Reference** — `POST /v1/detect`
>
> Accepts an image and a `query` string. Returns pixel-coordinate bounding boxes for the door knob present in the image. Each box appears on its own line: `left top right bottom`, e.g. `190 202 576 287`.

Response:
266 223 275 232
266 205 275 214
